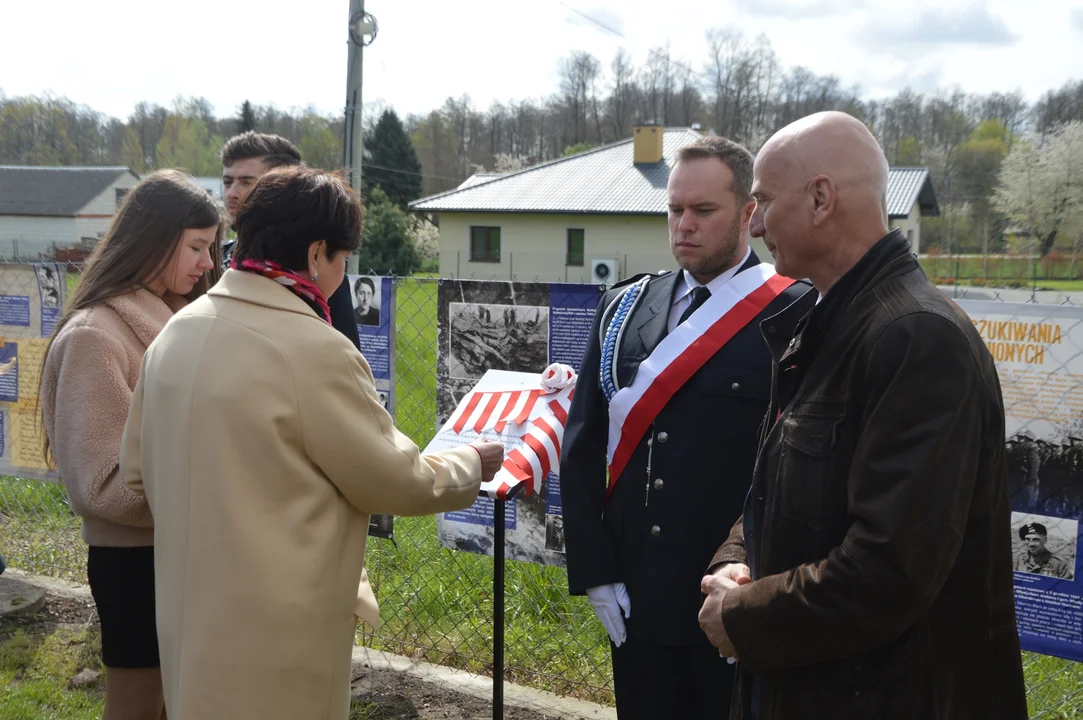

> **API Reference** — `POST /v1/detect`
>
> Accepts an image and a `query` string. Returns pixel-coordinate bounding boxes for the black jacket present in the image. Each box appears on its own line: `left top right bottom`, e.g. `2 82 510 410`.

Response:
712 231 1027 719
560 251 814 645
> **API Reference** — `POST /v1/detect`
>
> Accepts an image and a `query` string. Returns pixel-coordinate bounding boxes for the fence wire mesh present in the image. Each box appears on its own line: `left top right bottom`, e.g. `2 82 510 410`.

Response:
1 264 1082 717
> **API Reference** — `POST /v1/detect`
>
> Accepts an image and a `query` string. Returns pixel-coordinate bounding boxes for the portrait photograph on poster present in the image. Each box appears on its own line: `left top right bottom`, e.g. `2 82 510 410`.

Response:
1012 511 1078 581
351 275 382 327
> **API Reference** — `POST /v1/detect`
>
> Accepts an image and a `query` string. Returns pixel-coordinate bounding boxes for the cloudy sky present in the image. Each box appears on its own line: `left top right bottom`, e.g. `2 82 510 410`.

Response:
2 0 1080 122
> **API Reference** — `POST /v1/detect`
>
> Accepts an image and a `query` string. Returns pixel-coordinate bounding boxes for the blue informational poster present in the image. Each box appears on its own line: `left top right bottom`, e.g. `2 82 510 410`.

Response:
347 274 395 407
0 296 30 327
435 279 601 566
346 274 397 540
959 300 1083 663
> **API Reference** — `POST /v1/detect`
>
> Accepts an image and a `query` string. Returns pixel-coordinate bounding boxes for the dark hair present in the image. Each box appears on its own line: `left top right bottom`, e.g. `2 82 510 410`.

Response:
676 136 754 203
42 169 223 464
233 166 362 272
354 276 375 294
221 131 303 170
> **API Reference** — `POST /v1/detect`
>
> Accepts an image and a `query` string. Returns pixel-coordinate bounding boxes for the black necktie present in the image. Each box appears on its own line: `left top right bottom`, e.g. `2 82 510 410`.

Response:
678 286 711 326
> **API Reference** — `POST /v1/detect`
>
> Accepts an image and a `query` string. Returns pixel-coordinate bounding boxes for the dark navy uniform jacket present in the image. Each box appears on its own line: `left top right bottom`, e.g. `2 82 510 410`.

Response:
560 250 814 645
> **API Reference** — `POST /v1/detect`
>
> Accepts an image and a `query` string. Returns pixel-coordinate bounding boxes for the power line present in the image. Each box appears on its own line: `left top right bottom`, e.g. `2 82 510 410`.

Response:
362 162 466 183
556 1 714 87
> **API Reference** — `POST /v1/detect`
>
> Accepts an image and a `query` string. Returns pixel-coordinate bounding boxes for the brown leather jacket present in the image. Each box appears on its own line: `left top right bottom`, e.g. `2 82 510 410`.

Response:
710 231 1028 719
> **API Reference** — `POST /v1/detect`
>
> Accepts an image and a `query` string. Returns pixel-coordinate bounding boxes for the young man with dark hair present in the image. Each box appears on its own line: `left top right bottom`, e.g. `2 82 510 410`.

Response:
221 132 360 349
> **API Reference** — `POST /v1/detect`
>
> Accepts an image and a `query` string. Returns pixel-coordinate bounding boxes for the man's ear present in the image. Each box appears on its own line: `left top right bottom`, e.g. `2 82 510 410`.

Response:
808 175 836 227
740 199 756 229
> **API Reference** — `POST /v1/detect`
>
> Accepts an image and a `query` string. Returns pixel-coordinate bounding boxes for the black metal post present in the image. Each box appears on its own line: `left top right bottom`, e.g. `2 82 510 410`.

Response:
493 497 505 720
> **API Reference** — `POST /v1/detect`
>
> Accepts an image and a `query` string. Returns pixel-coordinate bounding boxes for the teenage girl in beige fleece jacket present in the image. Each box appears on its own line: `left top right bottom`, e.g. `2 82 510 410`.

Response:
40 170 221 720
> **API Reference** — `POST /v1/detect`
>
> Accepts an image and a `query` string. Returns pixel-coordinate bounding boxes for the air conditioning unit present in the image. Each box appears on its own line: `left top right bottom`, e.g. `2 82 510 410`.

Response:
591 258 619 286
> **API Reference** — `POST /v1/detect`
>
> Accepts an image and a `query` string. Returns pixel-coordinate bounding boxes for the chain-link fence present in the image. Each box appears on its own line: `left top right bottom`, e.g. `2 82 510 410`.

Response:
3 263 1083 717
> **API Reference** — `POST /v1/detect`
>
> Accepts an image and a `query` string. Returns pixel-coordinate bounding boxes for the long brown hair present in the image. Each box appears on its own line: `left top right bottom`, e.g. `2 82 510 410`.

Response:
40 169 224 465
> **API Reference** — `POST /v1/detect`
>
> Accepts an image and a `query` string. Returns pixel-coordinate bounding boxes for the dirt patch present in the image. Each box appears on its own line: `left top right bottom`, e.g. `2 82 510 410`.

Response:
1 588 98 630
351 665 555 720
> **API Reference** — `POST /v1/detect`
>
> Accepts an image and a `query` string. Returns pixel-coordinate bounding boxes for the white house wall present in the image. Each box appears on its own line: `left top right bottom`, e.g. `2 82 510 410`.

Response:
890 201 922 254
74 173 139 245
81 173 140 216
0 216 77 259
74 216 114 244
436 212 773 283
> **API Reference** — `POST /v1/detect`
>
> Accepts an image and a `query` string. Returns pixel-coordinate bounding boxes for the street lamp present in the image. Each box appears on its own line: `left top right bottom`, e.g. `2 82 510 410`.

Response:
350 10 377 47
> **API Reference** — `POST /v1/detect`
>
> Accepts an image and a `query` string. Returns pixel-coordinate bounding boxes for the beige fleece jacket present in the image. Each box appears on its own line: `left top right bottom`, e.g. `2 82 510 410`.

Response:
41 288 186 547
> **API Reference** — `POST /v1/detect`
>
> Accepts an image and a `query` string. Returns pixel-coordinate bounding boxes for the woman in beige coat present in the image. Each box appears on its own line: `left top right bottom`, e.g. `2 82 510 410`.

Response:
40 169 221 719
120 166 502 720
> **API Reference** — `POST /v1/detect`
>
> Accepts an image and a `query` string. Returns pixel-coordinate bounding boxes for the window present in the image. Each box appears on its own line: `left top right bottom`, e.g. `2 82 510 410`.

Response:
115 188 129 208
566 228 585 266
470 226 501 262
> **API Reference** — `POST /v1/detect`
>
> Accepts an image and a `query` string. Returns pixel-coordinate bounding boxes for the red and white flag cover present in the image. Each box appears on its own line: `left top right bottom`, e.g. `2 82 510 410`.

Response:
605 263 794 500
442 363 577 500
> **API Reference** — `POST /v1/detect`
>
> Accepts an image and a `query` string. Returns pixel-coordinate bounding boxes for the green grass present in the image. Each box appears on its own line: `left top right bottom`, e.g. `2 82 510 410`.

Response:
0 626 103 720
919 255 1083 290
0 477 86 582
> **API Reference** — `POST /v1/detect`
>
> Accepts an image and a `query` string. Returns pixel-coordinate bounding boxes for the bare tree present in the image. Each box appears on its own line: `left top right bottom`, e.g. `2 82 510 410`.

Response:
558 51 601 145
608 48 636 138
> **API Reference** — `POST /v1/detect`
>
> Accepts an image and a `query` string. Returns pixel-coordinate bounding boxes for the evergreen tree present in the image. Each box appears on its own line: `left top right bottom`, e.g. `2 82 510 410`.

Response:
363 109 423 209
238 101 256 134
356 187 421 275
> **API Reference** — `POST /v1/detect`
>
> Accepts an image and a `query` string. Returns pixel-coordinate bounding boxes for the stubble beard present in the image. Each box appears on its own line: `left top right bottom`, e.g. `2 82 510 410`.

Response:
676 215 743 281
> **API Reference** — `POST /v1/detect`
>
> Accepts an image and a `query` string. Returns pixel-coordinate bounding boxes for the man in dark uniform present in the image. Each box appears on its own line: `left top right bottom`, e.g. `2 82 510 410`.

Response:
220 132 361 349
559 136 812 718
1015 522 1072 578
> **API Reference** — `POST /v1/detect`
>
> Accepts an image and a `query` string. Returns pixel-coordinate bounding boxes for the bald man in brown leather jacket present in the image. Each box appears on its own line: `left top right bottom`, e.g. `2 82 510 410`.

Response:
697 111 1027 720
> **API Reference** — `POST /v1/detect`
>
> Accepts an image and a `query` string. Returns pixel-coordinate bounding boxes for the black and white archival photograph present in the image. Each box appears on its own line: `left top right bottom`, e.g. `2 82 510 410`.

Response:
1012 511 1078 581
350 275 382 326
35 264 60 308
447 302 548 380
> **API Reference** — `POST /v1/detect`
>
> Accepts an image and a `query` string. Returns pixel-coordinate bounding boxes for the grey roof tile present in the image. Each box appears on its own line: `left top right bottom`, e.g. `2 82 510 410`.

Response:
0 166 134 217
886 167 939 218
411 128 703 214
411 132 940 219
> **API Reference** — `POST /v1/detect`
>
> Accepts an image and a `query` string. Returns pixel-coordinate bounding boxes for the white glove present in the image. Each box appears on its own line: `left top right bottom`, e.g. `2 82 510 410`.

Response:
586 583 631 647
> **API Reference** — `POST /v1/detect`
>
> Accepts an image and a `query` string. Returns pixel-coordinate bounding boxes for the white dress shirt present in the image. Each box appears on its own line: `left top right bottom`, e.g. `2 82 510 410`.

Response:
666 248 752 334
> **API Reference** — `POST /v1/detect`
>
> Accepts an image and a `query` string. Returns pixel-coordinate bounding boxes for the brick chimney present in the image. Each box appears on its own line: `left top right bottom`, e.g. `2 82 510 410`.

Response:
633 124 663 164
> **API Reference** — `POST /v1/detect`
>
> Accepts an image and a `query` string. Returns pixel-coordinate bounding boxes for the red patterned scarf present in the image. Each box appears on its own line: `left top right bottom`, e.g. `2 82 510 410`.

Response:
232 257 331 323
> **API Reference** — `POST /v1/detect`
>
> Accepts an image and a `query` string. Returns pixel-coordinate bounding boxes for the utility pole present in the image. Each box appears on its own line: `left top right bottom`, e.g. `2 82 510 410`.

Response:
343 0 376 272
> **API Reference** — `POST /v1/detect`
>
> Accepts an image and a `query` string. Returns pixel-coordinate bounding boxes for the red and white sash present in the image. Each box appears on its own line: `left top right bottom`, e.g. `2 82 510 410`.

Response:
605 263 794 500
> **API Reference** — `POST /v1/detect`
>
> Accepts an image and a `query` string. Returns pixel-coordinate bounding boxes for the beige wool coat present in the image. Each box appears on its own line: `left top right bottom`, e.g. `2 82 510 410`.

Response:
41 288 187 547
121 269 483 720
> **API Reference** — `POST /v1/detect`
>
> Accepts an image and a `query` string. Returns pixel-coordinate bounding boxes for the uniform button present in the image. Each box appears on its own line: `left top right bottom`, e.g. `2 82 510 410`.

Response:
766 325 776 334
653 478 664 490
657 431 669 443
731 382 741 392
647 437 653 447
650 525 661 536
